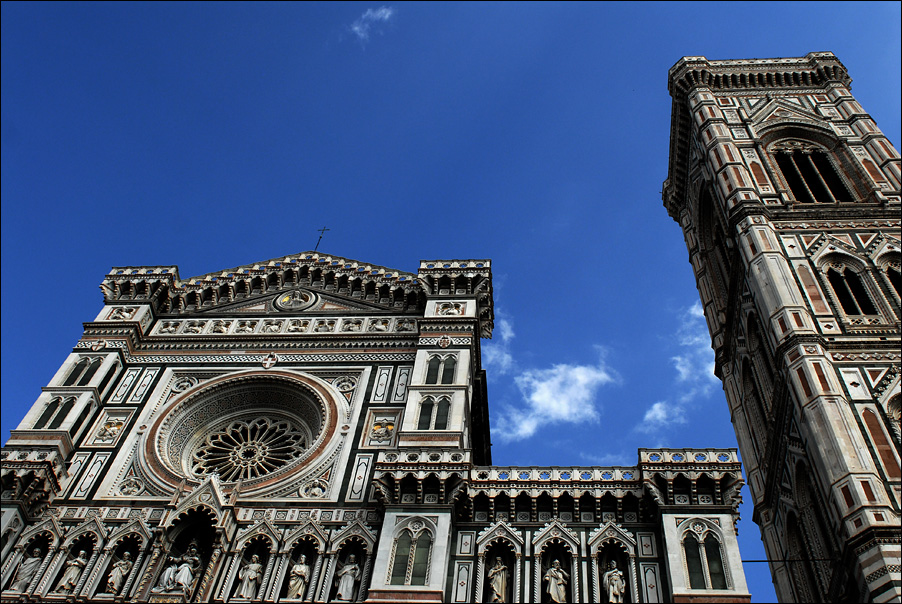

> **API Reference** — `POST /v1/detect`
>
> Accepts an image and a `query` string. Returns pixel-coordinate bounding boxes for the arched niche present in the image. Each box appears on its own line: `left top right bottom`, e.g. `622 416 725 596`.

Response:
589 523 637 604
475 521 523 604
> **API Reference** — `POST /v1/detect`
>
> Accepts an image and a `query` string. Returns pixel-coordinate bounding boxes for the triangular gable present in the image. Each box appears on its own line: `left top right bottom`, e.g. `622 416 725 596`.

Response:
106 519 153 547
18 514 65 547
799 234 820 249
283 520 330 553
198 287 388 316
476 520 524 554
532 520 579 552
865 367 889 387
587 522 637 555
328 519 377 554
868 235 902 263
167 474 228 527
62 515 108 548
749 98 823 125
856 233 878 249
809 234 863 266
235 519 280 550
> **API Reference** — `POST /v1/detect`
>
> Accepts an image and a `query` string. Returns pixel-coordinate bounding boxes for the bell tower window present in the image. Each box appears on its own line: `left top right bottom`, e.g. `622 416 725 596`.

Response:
772 141 852 204
826 266 877 315
425 354 457 385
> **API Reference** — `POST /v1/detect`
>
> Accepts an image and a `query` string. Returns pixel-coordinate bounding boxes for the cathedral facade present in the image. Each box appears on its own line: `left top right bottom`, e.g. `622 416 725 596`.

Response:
1 254 750 603
663 52 901 603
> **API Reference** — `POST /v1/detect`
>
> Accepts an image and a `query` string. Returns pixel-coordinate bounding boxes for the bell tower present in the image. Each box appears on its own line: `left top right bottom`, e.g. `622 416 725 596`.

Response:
663 53 901 603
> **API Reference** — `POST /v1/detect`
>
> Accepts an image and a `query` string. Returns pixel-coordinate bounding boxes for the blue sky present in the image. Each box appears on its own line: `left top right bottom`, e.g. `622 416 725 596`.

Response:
2 3 900 602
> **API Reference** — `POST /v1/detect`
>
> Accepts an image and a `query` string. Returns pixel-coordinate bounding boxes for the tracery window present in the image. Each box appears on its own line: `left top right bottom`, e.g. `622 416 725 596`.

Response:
63 357 103 386
824 261 878 316
417 396 451 430
682 525 730 590
389 527 433 586
771 140 852 204
425 355 456 385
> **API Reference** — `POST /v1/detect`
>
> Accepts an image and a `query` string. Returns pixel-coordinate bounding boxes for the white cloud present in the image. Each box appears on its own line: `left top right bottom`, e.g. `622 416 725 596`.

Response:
482 315 515 374
495 355 616 441
637 400 688 433
350 6 394 43
635 301 718 434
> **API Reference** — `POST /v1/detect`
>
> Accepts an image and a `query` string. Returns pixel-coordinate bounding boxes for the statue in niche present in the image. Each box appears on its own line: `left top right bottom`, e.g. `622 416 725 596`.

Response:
333 554 360 602
602 560 626 603
53 550 88 594
487 557 508 603
285 554 311 599
235 554 264 599
153 542 202 595
105 551 133 594
543 559 569 603
10 548 43 592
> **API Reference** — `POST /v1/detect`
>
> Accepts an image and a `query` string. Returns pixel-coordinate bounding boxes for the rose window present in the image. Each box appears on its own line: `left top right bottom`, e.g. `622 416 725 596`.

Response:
191 417 308 481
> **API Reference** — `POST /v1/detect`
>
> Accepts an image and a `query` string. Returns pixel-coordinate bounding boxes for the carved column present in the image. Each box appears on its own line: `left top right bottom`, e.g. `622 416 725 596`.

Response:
474 553 485 603
33 545 64 598
79 546 108 598
317 554 336 602
134 541 163 600
305 553 324 603
258 551 277 602
0 546 24 589
513 554 521 604
266 552 289 601
532 553 541 603
197 544 223 602
120 546 146 599
217 550 241 602
591 554 599 603
357 553 373 603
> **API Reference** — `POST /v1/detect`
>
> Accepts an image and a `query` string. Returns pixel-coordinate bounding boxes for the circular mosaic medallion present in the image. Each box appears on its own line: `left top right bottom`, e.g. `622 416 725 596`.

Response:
275 289 316 311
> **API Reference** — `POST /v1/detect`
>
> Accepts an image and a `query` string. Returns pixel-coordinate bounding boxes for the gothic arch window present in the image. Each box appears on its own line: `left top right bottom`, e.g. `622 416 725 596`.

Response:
388 521 434 586
770 140 853 204
417 396 452 430
680 521 732 591
63 357 103 387
876 253 901 301
33 397 77 430
425 354 457 384
818 255 879 317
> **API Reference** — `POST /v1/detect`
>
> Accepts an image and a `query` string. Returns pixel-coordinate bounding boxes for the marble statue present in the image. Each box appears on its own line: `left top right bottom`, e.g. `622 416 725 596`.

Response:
286 554 311 599
10 548 43 592
602 560 625 603
53 550 88 594
153 543 202 594
105 551 133 594
543 559 569 603
235 554 264 599
487 556 508 603
333 554 360 601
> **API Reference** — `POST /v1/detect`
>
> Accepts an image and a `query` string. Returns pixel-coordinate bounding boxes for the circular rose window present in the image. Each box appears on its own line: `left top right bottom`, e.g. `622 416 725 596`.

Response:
147 373 338 491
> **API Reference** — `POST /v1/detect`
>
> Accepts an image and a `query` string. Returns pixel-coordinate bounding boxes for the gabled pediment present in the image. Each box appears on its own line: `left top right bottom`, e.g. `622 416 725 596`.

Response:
62 514 109 548
476 520 524 554
18 514 64 547
748 98 823 126
167 474 228 527
284 519 329 553
532 519 579 551
235 518 280 549
194 286 393 316
587 522 636 555
328 519 377 554
106 519 154 547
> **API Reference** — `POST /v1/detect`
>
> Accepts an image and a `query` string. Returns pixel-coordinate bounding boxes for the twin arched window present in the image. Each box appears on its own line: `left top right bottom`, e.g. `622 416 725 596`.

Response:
425 355 456 385
63 357 103 386
389 528 432 586
826 264 878 315
683 530 728 590
417 397 451 430
34 396 77 429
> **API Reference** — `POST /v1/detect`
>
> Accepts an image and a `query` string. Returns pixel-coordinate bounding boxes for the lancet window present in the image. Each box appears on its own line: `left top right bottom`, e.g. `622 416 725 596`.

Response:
34 396 77 430
425 354 456 385
822 259 878 316
389 525 433 586
681 523 730 591
771 140 852 204
417 396 451 430
63 357 103 387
